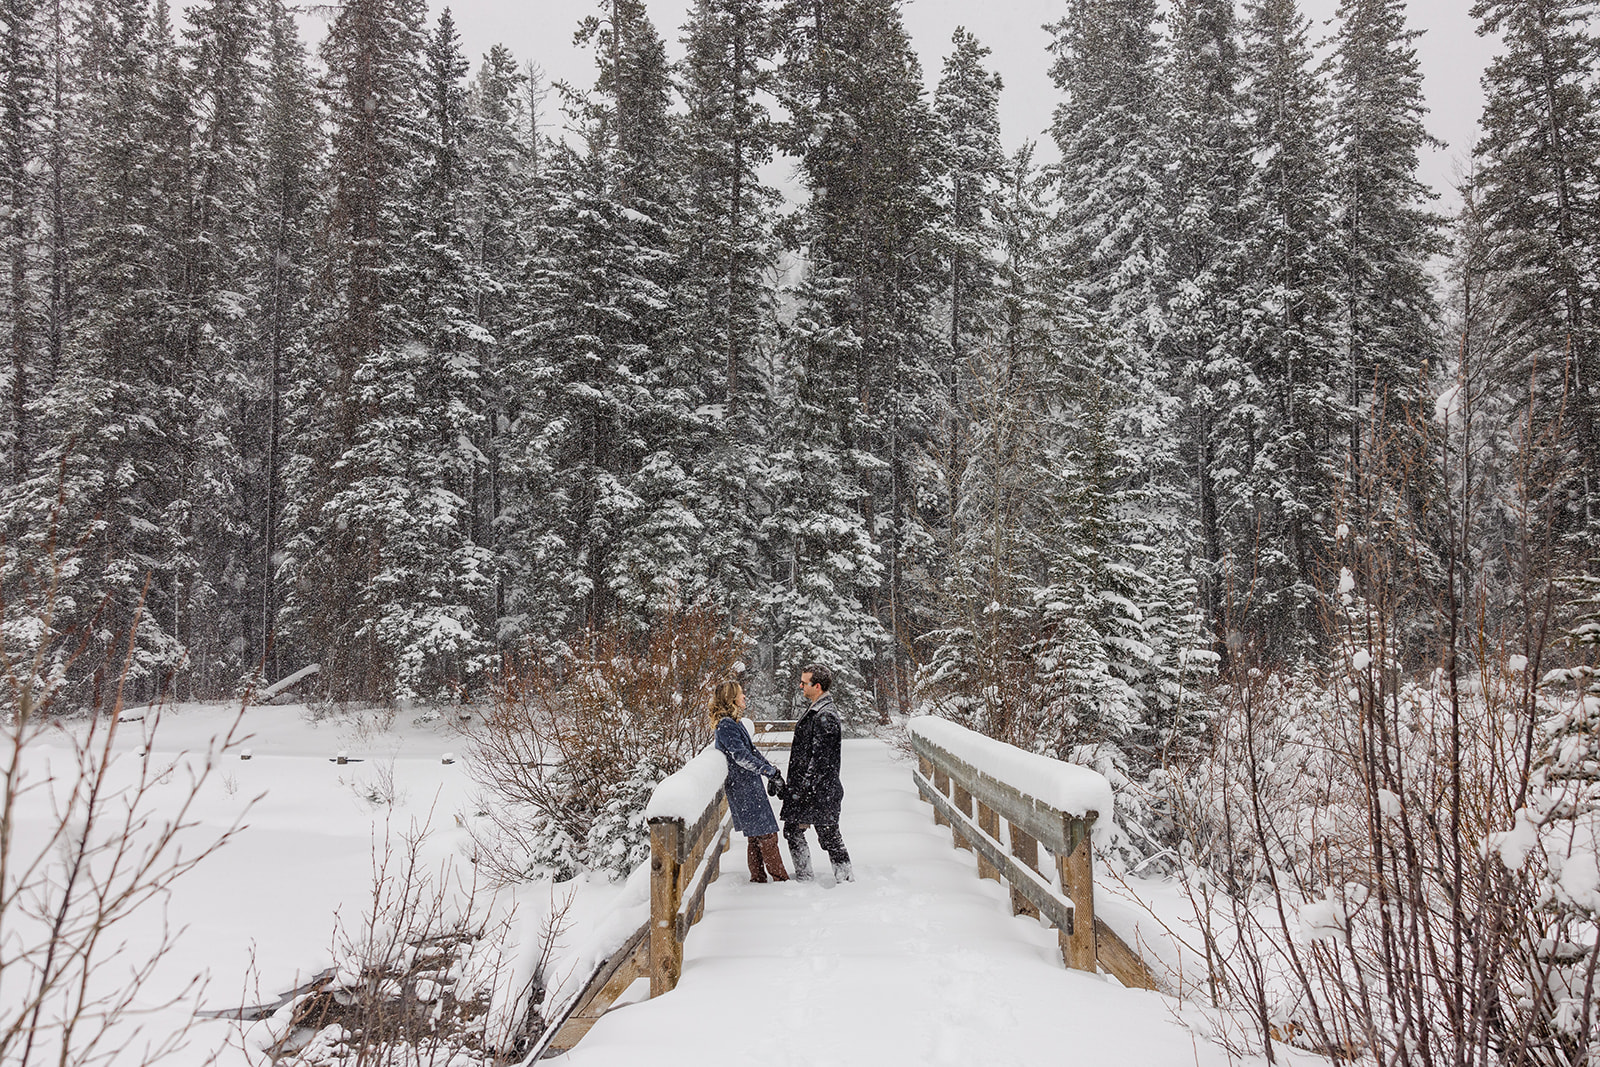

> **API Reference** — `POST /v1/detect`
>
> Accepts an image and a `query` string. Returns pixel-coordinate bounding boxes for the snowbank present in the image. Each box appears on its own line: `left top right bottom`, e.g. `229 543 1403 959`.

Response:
907 715 1114 821
641 744 728 823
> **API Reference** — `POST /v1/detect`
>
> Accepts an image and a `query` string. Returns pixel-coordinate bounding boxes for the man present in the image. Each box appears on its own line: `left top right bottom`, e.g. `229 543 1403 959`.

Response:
780 663 852 883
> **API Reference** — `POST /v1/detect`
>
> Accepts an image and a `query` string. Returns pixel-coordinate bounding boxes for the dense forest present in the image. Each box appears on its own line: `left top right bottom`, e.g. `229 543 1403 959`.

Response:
0 0 1596 739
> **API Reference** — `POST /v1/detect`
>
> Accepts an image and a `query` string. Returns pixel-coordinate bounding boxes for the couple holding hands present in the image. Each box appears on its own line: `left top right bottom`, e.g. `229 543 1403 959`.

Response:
709 665 853 885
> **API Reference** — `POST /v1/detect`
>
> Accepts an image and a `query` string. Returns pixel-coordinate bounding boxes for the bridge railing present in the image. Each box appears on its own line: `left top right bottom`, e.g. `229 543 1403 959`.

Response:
533 744 733 1057
908 715 1158 990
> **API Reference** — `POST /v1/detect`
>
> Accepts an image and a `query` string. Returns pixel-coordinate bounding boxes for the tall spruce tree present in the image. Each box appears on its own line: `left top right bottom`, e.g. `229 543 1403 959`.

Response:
1 0 46 486
1327 0 1449 657
1470 0 1600 546
675 0 783 647
279 0 437 701
776 0 944 718
173 0 265 695
1044 0 1203 752
1233 0 1344 657
933 27 1004 559
14 0 186 707
502 0 695 641
1328 0 1444 464
465 43 531 638
250 0 318 683
1160 0 1253 649
925 143 1074 742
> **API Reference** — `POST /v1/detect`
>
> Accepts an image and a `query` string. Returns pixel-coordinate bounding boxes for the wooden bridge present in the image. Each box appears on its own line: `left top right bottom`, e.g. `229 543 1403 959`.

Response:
520 718 1231 1066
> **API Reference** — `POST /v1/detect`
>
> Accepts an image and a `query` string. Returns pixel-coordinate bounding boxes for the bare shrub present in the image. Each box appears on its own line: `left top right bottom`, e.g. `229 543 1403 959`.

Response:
462 605 742 881
254 816 547 1067
348 758 406 809
1 571 254 1067
1167 370 1600 1067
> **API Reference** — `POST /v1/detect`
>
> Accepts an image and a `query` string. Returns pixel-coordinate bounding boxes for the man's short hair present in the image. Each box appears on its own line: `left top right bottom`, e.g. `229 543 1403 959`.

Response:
801 663 832 692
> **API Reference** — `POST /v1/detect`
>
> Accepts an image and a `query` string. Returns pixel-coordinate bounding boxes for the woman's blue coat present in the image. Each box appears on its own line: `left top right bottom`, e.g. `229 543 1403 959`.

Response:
714 715 780 837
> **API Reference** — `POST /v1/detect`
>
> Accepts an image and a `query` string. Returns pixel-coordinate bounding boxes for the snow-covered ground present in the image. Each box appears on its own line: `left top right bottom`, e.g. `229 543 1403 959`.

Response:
8 703 1309 1067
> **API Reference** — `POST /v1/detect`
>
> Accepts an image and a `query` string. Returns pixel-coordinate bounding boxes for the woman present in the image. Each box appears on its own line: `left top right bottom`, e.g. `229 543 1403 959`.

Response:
710 680 789 882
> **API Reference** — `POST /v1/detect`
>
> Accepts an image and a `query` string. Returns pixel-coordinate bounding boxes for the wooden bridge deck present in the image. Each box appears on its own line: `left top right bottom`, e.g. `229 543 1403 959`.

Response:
552 740 1243 1067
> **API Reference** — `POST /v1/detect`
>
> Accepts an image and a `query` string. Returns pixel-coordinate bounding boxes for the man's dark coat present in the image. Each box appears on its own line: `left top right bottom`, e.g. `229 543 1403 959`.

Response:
781 692 844 825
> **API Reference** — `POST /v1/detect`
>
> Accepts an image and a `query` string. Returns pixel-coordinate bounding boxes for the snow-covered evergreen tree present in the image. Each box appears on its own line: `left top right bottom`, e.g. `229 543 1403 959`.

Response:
775 0 943 719
465 43 532 643
1234 0 1344 658
931 27 1005 601
168 0 265 696
502 0 697 643
675 0 784 643
1327 0 1448 656
249 0 319 684
10 0 186 707
924 144 1069 741
281 0 478 702
1159 0 1253 650
1328 0 1445 463
1 0 47 486
1470 0 1600 547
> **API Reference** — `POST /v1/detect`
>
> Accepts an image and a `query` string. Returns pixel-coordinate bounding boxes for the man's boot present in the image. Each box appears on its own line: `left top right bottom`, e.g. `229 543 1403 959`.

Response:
831 859 854 883
784 826 814 881
747 838 768 882
756 834 790 881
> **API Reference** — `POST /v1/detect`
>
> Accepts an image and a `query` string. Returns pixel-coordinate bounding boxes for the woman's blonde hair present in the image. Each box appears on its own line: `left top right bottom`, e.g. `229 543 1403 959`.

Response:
708 680 743 722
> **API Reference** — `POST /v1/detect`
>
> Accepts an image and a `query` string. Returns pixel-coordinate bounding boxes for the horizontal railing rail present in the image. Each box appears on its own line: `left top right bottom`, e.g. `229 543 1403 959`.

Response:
750 718 796 750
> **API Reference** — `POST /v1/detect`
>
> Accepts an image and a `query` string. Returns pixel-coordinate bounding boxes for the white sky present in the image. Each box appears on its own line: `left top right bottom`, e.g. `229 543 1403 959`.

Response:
417 0 1493 205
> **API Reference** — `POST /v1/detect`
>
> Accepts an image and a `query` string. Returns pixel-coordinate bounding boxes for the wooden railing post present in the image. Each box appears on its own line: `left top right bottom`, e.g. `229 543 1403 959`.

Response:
1056 813 1097 972
932 765 951 827
975 800 1000 883
951 782 975 852
1008 826 1040 919
649 818 683 996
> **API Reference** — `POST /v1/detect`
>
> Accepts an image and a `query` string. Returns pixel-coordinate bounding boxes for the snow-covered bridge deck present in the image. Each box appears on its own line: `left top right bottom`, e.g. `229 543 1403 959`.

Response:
554 740 1240 1067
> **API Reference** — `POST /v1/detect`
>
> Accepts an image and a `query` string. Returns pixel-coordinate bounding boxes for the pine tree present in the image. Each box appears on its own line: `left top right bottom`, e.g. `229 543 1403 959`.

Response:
172 0 265 695
1047 0 1168 387
1470 0 1600 545
933 27 1004 559
1 0 47 486
465 43 531 638
251 0 318 683
14 0 186 707
925 144 1066 741
676 0 784 643
776 0 945 718
501 0 695 641
1233 0 1344 657
1326 0 1448 657
1041 0 1202 754
1160 0 1252 648
279 0 439 701
1328 0 1445 464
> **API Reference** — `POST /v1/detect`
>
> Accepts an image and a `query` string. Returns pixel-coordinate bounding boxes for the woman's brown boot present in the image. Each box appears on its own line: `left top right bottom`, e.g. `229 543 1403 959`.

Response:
747 837 768 882
755 833 790 881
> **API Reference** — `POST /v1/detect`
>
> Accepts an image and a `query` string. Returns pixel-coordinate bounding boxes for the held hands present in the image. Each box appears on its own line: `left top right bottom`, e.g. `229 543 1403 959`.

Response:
767 770 787 799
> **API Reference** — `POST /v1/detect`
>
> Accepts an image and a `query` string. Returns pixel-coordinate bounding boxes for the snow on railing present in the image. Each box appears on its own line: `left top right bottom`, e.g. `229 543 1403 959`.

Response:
907 715 1159 990
907 716 1113 823
642 744 727 824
